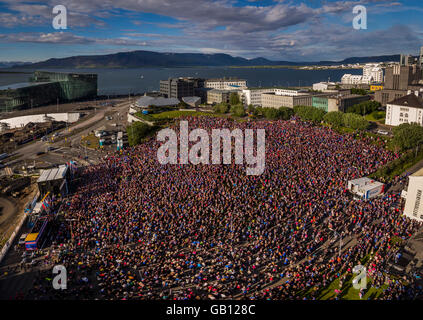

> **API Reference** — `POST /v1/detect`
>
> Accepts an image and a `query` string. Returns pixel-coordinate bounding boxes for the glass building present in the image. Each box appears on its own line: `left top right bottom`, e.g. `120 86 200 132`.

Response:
0 71 97 112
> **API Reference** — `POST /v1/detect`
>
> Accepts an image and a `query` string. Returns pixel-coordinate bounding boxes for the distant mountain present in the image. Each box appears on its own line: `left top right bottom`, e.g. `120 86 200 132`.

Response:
12 50 401 69
0 61 31 68
335 55 400 64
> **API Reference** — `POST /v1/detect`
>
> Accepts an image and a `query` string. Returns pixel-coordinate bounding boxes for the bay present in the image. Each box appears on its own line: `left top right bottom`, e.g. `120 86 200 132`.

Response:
0 67 362 96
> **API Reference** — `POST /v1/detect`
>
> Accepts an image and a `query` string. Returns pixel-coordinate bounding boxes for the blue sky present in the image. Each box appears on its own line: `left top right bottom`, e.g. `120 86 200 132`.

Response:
0 0 422 62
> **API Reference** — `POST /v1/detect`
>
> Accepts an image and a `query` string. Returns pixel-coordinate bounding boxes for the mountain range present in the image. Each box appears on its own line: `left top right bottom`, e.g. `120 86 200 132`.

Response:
0 61 31 68
7 50 401 69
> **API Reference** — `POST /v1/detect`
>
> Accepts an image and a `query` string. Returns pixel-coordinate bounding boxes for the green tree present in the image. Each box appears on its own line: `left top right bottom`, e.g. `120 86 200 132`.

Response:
230 104 246 117
126 122 155 146
392 123 423 152
293 105 326 123
262 107 280 120
347 101 381 116
213 103 229 114
351 88 368 95
323 111 344 127
278 106 294 120
343 113 369 130
229 92 241 105
247 104 255 114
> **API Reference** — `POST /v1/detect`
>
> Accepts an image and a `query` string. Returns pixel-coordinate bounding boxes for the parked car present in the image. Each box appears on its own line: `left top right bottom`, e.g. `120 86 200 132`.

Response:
377 129 389 135
19 233 28 245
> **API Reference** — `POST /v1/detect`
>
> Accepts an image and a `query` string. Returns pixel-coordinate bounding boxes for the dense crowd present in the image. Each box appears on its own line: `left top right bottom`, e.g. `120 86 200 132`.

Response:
28 117 423 300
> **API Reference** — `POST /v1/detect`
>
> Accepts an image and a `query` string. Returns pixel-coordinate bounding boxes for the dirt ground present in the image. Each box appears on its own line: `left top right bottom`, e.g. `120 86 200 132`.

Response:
0 183 37 248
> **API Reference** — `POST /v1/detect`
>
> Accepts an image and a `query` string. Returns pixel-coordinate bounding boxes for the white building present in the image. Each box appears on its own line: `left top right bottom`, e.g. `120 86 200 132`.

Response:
313 82 337 91
363 64 384 83
274 88 308 96
348 177 385 200
240 88 308 106
341 64 383 85
341 74 366 85
403 168 423 222
241 88 275 106
385 92 423 127
205 78 247 90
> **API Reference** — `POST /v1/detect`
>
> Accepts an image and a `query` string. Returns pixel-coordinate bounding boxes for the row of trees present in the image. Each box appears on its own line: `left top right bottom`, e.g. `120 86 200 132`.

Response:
293 105 326 123
253 106 294 120
323 111 370 130
126 122 157 146
291 105 370 130
346 101 381 116
392 123 423 152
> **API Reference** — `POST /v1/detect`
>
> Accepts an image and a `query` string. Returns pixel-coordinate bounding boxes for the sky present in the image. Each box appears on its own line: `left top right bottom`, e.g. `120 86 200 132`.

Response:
0 0 422 62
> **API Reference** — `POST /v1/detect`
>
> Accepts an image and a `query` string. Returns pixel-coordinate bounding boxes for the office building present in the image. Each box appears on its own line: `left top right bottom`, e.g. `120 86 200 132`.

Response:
313 94 370 113
375 64 422 106
206 89 234 105
205 78 247 90
384 65 421 90
0 71 97 113
400 54 415 66
159 78 198 99
261 92 312 109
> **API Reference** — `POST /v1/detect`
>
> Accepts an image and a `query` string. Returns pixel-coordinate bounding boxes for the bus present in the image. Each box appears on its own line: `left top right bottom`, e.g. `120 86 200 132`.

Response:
25 216 49 250
0 153 8 161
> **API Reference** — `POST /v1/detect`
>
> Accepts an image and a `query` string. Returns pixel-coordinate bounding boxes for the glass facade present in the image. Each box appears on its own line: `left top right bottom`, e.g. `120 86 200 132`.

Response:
0 71 97 112
312 96 329 112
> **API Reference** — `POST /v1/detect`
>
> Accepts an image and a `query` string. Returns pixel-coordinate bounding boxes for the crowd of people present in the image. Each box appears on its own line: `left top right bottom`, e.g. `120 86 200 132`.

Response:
28 117 423 300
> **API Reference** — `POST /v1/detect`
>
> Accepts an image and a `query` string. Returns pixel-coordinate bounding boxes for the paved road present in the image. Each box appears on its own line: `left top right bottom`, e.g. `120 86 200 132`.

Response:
4 101 131 168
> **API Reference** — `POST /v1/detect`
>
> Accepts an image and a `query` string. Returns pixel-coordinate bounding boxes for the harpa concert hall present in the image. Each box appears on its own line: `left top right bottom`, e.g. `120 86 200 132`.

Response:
0 71 98 112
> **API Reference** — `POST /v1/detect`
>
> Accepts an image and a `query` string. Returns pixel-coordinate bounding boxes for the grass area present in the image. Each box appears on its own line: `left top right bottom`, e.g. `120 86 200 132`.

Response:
317 273 387 300
390 236 405 246
365 111 386 123
135 110 232 124
152 110 219 120
81 134 100 149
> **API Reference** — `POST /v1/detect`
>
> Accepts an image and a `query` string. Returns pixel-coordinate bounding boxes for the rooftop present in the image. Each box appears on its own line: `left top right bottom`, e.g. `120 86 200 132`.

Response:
388 94 423 109
37 165 68 183
0 82 52 91
135 96 180 107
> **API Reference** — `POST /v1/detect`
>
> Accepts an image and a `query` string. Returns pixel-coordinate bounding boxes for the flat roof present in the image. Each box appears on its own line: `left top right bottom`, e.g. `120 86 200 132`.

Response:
136 96 180 107
349 177 373 185
37 165 68 182
412 168 423 177
0 82 52 91
360 181 384 191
